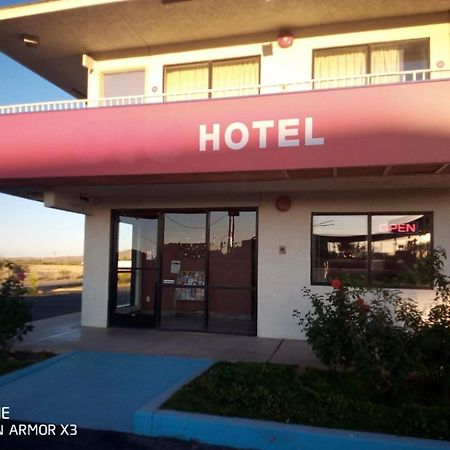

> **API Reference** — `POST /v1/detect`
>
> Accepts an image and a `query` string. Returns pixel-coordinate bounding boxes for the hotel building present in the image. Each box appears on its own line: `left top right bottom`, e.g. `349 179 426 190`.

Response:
0 0 449 338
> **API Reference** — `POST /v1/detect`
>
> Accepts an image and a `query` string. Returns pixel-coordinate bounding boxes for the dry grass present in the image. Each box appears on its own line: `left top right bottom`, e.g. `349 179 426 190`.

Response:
26 264 83 283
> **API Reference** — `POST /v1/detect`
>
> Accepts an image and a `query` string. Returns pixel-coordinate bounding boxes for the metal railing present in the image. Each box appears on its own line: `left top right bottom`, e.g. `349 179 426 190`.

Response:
1 68 448 115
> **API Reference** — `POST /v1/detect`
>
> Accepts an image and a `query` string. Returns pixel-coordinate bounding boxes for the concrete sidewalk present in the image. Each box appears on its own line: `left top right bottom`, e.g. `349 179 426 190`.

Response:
15 313 322 367
0 351 213 433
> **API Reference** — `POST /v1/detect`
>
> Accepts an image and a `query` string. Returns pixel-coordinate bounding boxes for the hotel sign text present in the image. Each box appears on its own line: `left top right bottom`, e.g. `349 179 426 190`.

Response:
199 117 325 151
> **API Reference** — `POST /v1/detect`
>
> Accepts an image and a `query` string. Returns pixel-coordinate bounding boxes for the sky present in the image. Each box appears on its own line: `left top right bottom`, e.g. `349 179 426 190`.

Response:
0 0 85 258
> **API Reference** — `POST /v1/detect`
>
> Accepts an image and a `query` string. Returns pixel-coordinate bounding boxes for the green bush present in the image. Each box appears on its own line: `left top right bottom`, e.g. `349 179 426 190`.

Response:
294 281 419 393
294 247 450 395
0 261 33 350
415 248 450 394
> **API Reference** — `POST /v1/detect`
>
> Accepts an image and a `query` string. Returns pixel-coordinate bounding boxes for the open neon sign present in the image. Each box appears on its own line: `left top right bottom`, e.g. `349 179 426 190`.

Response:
379 223 418 233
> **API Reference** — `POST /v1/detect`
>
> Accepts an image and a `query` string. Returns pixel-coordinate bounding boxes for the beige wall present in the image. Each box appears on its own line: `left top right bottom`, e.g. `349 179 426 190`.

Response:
86 16 450 99
81 207 111 327
258 188 450 339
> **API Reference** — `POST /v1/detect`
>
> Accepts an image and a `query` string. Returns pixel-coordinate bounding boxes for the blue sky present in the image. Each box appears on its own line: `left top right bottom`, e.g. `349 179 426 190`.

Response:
0 0 85 258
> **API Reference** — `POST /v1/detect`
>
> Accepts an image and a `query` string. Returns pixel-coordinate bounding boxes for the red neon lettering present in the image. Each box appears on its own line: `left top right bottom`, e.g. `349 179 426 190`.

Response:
388 223 417 233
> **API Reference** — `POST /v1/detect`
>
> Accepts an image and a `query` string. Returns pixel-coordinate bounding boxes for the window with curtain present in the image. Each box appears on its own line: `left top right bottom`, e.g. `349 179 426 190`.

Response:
102 70 146 98
313 39 429 88
313 46 367 88
164 63 209 101
371 40 429 82
370 46 404 83
164 57 260 101
211 58 259 98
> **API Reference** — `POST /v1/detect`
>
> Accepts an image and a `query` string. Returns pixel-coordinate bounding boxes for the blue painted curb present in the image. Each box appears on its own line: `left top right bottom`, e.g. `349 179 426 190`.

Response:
138 409 450 450
0 350 79 388
134 358 215 436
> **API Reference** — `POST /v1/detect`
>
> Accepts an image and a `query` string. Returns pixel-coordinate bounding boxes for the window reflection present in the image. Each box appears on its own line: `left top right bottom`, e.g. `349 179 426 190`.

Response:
209 211 256 288
371 215 432 287
312 213 433 287
312 215 368 283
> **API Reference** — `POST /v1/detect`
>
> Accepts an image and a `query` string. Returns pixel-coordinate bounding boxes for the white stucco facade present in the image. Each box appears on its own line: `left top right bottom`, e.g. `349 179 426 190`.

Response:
79 184 450 339
257 188 450 339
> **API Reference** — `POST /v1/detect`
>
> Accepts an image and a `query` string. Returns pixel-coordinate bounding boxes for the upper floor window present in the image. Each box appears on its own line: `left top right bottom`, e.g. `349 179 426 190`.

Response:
313 39 429 88
164 56 260 101
102 69 146 98
311 213 433 288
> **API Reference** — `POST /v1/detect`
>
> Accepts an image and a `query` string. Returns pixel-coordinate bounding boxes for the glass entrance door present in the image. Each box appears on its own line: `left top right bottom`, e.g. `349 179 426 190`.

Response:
160 213 207 331
111 213 159 327
111 209 257 334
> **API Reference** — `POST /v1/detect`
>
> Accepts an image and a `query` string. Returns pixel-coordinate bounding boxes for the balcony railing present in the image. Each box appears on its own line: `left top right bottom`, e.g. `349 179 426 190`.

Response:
0 68 449 115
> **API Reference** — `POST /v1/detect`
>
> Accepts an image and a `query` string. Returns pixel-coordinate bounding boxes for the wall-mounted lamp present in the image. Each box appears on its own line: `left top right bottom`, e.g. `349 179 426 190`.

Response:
21 34 39 48
277 31 294 49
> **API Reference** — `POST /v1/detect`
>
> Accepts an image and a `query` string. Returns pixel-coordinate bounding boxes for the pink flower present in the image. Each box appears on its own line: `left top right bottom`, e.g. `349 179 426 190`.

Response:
331 278 342 290
355 297 370 313
15 271 26 282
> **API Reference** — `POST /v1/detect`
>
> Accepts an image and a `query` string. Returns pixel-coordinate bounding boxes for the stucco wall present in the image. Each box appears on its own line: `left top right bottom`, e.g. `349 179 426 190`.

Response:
257 188 450 339
81 207 111 327
81 187 450 339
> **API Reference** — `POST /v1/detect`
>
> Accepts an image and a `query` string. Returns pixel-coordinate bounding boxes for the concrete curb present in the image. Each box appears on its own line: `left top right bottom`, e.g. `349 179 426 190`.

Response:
132 360 450 450
0 350 79 388
136 409 450 450
134 358 215 435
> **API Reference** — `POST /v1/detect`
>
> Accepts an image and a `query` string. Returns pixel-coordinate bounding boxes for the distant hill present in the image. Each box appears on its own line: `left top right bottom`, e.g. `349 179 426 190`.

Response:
2 256 84 265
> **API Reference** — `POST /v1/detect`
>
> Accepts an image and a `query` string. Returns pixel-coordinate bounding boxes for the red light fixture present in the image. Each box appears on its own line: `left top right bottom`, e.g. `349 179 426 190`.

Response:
275 196 291 212
277 31 294 49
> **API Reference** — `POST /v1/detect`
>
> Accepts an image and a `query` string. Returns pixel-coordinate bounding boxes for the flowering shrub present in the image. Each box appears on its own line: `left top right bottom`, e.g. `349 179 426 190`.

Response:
294 247 450 394
294 281 419 392
415 248 450 394
0 261 33 350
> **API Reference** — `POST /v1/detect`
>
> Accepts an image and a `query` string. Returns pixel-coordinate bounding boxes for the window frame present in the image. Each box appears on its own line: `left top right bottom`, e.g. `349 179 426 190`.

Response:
310 211 434 289
163 55 261 100
312 38 430 81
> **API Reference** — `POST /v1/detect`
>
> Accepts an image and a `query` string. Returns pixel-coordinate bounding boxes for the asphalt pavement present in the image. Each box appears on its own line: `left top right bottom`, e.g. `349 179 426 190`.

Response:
0 422 238 450
25 292 81 321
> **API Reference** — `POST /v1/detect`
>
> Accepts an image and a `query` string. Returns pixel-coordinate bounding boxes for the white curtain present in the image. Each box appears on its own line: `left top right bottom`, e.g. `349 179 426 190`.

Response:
314 46 367 89
211 58 259 98
165 63 209 101
370 46 404 84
